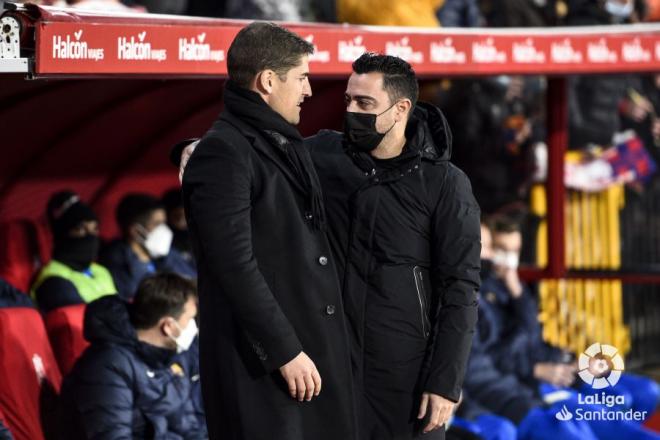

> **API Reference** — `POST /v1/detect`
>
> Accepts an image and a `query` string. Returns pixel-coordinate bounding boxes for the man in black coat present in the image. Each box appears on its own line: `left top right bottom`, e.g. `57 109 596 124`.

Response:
307 54 480 439
180 22 356 440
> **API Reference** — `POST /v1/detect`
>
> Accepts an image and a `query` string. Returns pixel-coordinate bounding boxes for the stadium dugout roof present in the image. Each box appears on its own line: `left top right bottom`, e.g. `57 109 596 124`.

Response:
1 1 660 77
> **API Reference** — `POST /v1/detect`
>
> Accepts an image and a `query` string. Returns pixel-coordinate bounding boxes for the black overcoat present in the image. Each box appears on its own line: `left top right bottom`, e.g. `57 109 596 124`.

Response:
182 87 356 440
308 103 481 440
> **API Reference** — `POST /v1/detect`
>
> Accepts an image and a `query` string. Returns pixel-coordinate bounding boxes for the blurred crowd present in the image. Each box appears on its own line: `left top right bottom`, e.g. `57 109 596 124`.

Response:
14 0 660 25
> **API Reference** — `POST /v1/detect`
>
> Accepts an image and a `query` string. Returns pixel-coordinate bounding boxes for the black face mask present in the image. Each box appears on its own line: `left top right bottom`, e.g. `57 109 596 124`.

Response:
343 103 397 152
53 235 100 271
480 259 494 279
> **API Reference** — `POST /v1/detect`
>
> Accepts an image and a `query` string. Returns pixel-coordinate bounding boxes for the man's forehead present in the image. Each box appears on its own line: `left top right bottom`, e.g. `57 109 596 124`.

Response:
346 72 386 98
494 231 521 247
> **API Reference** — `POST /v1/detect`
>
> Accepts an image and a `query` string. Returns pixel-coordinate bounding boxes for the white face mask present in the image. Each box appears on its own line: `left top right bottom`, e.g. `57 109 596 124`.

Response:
605 0 633 18
169 318 198 354
142 223 173 259
493 249 519 270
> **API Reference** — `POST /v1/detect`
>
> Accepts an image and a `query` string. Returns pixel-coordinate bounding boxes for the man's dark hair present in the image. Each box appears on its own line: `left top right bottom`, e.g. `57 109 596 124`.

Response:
227 22 314 88
129 273 197 330
116 193 163 234
489 214 522 235
161 188 183 214
352 53 419 110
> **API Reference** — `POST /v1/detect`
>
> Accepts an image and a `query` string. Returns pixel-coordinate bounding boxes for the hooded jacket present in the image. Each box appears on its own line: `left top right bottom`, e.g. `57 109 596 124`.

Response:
308 102 481 438
59 296 206 440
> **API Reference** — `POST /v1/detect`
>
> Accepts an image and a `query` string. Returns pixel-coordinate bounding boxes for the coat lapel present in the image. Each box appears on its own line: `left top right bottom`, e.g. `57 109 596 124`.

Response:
219 112 308 196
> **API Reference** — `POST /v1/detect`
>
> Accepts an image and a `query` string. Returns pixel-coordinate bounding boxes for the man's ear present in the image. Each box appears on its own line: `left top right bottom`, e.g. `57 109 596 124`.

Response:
160 316 176 338
256 70 276 95
395 99 413 122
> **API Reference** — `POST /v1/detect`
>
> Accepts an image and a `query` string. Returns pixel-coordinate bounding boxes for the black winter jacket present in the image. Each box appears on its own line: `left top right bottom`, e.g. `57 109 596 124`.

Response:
308 102 481 437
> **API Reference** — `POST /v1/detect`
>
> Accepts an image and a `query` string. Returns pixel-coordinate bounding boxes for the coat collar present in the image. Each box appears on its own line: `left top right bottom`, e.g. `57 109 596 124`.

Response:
218 111 308 197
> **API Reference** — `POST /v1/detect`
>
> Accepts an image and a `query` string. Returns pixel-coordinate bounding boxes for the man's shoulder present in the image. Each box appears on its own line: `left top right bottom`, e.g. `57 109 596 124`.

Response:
305 129 344 154
193 119 253 162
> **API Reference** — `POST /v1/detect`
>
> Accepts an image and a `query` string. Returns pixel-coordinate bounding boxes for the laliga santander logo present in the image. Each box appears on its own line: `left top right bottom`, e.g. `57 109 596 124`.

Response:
578 342 624 389
555 343 649 423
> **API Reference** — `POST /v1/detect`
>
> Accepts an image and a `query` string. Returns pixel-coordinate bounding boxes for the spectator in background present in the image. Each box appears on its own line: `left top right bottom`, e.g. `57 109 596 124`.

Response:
0 278 34 308
480 0 560 26
434 76 542 213
337 0 443 26
122 0 188 14
51 0 141 11
436 0 483 26
100 193 196 300
620 74 660 160
162 188 195 269
566 0 650 150
59 273 206 439
31 191 116 313
481 216 576 389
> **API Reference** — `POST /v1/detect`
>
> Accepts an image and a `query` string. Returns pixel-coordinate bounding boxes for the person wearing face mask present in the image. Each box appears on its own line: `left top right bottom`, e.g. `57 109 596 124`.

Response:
58 273 207 439
100 193 196 300
31 191 116 313
479 215 576 390
173 53 479 440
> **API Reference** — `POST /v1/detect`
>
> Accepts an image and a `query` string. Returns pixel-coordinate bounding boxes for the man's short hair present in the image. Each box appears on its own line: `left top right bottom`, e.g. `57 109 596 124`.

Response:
129 273 197 330
116 193 163 234
489 215 522 235
352 53 419 110
161 188 183 214
227 22 314 88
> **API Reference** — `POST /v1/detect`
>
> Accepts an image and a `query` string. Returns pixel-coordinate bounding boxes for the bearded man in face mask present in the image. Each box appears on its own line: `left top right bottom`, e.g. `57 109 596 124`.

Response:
31 191 117 313
100 193 196 300
307 53 481 440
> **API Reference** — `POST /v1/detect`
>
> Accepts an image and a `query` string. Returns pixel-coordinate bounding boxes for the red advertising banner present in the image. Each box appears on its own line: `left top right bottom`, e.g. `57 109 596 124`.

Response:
25 5 660 77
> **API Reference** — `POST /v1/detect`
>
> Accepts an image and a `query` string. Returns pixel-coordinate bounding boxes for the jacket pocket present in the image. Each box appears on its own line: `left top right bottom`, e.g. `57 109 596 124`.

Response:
413 266 431 339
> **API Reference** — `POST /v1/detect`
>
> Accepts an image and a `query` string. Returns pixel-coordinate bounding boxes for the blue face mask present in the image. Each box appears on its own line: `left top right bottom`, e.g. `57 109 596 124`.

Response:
605 0 633 18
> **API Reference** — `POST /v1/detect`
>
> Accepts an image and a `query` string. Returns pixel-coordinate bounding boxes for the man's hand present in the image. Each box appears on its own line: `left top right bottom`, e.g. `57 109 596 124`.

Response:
533 362 577 387
179 141 199 183
417 392 455 434
503 268 523 299
279 352 322 402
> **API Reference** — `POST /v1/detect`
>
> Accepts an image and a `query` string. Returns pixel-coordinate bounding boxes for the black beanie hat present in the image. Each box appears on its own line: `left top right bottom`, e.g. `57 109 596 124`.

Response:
46 191 98 239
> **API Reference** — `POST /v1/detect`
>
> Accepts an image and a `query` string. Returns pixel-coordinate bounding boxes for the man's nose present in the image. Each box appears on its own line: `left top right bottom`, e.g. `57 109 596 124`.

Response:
346 101 359 112
303 79 312 97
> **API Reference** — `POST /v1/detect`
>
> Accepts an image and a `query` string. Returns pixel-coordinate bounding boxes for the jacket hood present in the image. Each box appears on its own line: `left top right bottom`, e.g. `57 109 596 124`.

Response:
84 295 175 368
407 101 452 162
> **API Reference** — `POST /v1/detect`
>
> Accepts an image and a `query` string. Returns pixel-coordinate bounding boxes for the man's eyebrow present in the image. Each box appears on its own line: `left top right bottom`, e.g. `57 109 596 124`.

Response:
300 72 309 77
345 94 376 102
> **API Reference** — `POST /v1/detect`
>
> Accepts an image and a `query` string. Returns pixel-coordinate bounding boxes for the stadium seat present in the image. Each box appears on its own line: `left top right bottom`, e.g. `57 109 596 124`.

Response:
0 219 44 293
44 304 89 376
0 407 13 437
0 307 62 440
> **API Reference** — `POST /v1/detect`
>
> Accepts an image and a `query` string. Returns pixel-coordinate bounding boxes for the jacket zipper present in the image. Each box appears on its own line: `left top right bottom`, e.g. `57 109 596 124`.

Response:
413 266 431 338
